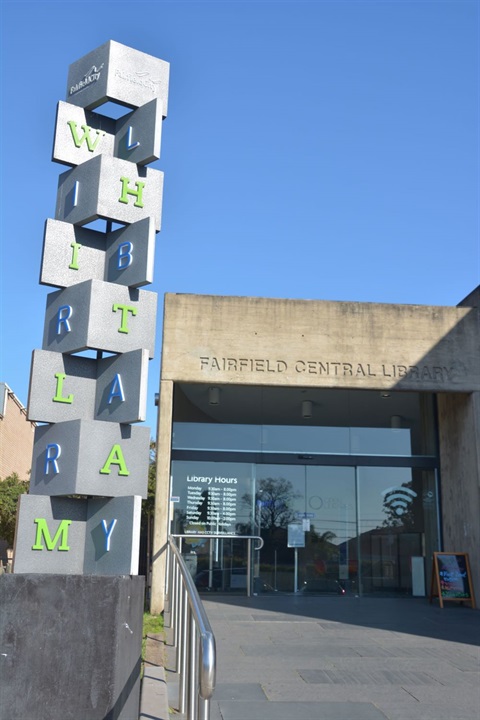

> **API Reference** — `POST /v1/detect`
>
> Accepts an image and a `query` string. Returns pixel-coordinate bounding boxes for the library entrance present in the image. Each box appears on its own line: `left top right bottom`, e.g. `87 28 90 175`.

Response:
169 384 440 597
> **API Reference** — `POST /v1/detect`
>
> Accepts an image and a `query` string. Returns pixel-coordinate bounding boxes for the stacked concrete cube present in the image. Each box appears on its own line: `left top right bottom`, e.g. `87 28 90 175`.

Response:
14 40 169 576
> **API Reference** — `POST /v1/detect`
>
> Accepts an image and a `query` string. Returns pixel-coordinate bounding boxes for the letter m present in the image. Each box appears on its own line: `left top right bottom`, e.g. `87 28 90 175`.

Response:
67 121 104 152
32 518 72 551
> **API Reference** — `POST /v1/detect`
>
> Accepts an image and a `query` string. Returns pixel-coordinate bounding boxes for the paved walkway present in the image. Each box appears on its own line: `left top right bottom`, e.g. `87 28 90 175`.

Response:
158 593 479 720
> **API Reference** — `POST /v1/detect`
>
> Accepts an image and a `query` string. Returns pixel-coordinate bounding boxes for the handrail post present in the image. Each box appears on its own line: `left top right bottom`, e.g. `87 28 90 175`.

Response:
247 538 252 597
175 574 184 674
165 541 171 608
166 558 175 642
164 546 170 626
188 612 198 720
198 696 210 720
173 561 180 647
179 585 189 713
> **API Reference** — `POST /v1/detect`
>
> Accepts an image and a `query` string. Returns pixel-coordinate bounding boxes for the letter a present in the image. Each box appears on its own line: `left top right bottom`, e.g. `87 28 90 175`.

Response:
99 444 130 476
108 374 125 404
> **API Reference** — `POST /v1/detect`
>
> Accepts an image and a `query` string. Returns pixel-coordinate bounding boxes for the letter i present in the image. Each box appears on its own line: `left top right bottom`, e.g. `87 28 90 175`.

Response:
69 241 82 270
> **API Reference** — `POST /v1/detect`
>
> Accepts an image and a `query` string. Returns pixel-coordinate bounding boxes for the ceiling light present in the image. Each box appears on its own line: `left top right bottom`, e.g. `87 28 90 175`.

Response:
302 400 313 419
208 387 220 406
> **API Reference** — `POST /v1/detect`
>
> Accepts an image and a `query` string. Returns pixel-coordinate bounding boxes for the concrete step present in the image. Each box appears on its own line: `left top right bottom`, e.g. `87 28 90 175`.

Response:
139 634 170 720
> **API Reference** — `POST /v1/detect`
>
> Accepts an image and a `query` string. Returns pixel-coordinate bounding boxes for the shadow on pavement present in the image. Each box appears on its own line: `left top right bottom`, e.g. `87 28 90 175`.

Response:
198 592 480 646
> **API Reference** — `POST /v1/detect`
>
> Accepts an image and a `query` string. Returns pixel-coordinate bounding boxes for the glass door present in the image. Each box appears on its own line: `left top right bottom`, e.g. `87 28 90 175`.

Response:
254 464 438 596
356 467 436 596
254 464 305 592
255 465 357 594
303 467 357 594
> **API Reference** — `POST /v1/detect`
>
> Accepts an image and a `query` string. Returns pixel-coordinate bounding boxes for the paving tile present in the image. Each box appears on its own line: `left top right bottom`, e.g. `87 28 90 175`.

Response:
374 702 476 720
240 642 363 657
217 700 389 719
298 668 440 685
215 667 305 684
261 682 413 704
212 683 267 701
399 684 480 708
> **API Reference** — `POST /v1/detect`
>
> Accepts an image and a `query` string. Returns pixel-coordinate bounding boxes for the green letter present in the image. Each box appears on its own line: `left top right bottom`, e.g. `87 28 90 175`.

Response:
32 518 71 551
67 121 104 152
53 372 73 404
99 444 130 476
69 241 82 270
118 176 145 208
112 303 137 334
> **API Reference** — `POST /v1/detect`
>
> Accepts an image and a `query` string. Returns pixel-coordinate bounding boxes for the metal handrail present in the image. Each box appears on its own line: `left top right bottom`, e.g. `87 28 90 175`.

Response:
170 533 264 598
167 536 216 720
165 533 264 719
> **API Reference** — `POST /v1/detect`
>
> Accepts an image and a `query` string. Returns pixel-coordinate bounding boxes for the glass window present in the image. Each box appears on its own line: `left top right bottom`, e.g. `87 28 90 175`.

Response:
173 384 438 458
173 422 415 456
170 460 254 537
172 423 262 452
349 427 412 456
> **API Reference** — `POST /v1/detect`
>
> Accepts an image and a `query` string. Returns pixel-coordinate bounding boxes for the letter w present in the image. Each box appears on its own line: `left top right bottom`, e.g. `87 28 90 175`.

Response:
67 121 104 152
32 518 72 551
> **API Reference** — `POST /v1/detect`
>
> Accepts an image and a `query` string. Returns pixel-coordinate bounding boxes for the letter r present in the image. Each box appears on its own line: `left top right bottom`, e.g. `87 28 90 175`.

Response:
45 443 61 474
57 305 72 334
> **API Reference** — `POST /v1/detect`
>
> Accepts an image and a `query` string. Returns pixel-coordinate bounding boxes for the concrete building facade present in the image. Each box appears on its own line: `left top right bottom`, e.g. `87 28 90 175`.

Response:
151 290 479 613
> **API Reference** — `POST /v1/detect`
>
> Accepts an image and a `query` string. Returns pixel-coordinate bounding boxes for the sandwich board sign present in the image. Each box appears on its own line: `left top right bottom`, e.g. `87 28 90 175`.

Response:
429 552 476 609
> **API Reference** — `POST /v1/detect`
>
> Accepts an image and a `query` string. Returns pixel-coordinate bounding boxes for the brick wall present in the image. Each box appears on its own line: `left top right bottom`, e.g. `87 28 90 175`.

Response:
0 384 35 481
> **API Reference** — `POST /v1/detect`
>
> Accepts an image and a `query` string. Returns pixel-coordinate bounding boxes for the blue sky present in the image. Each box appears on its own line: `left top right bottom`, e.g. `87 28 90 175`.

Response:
0 0 478 435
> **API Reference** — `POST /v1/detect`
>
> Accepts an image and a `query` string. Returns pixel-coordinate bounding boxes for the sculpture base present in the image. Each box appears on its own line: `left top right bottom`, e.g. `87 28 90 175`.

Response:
0 574 145 720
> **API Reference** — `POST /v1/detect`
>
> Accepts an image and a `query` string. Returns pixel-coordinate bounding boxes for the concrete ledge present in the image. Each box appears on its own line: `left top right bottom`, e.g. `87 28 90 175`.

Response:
139 665 169 720
140 634 170 720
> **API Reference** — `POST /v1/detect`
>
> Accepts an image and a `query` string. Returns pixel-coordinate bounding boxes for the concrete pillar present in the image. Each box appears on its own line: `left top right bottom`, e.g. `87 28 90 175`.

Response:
437 392 480 599
150 379 173 614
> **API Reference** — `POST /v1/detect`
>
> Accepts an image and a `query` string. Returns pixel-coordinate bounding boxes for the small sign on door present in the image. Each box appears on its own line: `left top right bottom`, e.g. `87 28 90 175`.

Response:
287 523 305 548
